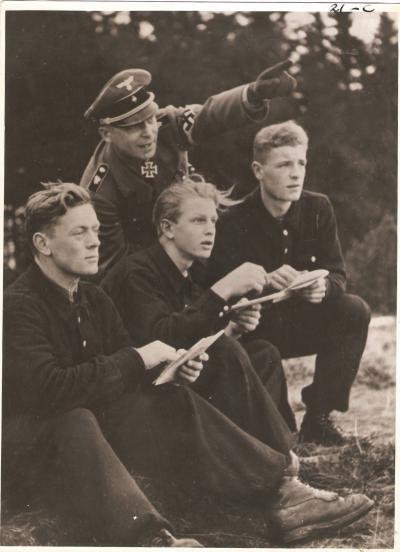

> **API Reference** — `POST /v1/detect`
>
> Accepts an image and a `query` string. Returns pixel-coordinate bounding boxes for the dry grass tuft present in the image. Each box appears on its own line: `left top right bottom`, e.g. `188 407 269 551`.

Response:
2 319 395 547
2 437 394 548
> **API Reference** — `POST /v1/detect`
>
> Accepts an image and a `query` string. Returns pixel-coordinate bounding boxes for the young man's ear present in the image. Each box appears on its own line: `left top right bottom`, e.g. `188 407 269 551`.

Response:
32 232 52 256
252 160 263 181
99 126 113 143
159 219 175 240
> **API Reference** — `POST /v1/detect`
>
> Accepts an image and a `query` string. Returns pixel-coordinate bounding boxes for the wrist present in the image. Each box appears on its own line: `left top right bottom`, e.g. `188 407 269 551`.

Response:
242 84 268 113
134 346 153 370
211 279 232 301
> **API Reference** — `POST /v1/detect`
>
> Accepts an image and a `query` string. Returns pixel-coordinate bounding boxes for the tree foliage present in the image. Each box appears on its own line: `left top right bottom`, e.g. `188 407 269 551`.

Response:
4 10 397 310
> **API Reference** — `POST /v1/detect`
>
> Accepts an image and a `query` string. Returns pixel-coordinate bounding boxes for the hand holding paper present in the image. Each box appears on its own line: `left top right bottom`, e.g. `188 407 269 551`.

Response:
136 340 180 370
296 275 327 303
175 351 209 384
211 262 268 301
286 269 329 291
153 329 225 386
268 264 299 290
229 269 329 312
226 299 262 338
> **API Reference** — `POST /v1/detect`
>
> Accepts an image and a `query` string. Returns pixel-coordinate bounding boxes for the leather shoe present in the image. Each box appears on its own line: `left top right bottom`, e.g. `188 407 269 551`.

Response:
268 476 374 544
299 413 348 445
141 528 203 547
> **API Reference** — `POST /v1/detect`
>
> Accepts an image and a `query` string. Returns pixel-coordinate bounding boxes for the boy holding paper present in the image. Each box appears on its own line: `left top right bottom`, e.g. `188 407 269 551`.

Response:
101 177 296 430
208 121 371 445
3 182 374 546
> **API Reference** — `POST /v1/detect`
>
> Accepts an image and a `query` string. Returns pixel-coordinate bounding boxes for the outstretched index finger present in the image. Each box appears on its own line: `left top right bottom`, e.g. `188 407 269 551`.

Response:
258 59 293 80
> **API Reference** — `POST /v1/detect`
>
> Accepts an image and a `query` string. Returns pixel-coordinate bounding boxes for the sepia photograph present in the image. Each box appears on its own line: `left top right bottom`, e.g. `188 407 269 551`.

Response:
1 1 397 548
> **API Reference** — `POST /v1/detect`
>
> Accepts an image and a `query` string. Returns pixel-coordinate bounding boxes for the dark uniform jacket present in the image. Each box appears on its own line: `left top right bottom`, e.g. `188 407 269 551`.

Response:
3 263 145 417
80 85 281 275
208 188 346 299
102 243 228 349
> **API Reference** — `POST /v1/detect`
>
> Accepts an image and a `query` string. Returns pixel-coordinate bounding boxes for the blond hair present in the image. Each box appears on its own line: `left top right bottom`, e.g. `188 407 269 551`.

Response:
153 175 240 237
253 121 308 163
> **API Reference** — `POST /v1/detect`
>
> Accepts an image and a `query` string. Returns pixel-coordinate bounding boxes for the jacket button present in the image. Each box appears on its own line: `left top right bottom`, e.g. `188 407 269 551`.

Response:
83 340 87 348
311 256 316 263
283 229 289 236
284 248 288 254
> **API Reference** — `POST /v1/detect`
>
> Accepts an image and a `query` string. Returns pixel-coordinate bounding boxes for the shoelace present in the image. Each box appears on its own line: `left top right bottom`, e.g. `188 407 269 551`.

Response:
293 478 338 500
320 415 343 433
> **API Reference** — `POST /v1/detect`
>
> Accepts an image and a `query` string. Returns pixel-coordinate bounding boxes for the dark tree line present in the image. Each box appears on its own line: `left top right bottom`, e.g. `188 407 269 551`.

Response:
4 10 397 311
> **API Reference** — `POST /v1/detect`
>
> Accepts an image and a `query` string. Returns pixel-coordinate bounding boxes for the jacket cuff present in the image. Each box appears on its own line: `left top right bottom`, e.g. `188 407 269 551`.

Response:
114 346 146 389
241 85 270 120
193 289 229 324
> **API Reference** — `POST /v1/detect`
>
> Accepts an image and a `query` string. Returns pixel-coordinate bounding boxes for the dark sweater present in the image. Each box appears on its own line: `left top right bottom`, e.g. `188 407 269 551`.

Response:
3 264 145 417
208 188 346 299
102 243 228 349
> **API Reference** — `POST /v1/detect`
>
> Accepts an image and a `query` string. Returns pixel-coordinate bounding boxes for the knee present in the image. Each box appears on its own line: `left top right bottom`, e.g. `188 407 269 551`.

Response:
246 338 282 366
256 339 281 363
337 294 371 330
50 408 100 444
213 335 251 365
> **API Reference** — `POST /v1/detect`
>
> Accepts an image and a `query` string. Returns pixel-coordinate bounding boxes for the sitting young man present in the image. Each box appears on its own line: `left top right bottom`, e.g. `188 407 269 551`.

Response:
208 121 371 445
2 183 209 547
3 183 374 547
102 177 297 430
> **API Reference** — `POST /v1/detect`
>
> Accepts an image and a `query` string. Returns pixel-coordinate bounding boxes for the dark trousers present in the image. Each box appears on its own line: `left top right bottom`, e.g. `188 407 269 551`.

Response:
2 383 293 545
247 293 371 414
192 335 296 432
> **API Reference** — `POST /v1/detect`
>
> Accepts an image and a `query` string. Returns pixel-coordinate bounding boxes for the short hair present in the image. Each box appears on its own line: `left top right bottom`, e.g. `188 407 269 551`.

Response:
253 121 309 163
153 174 240 237
25 182 92 253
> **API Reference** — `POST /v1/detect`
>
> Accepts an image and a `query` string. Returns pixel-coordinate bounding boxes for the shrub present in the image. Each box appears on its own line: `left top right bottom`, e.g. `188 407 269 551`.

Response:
345 213 396 313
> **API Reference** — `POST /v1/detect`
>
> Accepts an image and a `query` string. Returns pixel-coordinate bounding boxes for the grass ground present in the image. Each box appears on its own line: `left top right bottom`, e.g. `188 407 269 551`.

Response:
1 316 395 547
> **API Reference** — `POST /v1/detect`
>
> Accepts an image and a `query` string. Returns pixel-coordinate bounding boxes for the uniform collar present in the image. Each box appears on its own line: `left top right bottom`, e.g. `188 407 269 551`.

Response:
28 263 89 321
248 187 302 232
104 142 154 204
147 242 195 297
34 259 78 302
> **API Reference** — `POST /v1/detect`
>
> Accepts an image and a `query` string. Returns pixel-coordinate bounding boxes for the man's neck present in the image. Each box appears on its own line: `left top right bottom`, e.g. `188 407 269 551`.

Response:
111 143 146 168
35 257 79 302
260 187 291 219
159 239 192 276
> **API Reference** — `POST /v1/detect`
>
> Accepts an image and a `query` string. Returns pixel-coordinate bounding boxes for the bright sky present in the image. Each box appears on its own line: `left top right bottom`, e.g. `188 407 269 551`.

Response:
350 12 391 43
286 11 398 44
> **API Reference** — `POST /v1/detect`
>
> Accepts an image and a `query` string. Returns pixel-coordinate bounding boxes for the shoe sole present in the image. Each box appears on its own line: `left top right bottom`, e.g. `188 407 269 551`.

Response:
281 499 374 544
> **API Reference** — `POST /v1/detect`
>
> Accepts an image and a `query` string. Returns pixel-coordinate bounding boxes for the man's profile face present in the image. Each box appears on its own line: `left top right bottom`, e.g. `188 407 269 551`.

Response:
164 197 218 263
253 144 307 204
44 204 100 278
104 114 159 161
